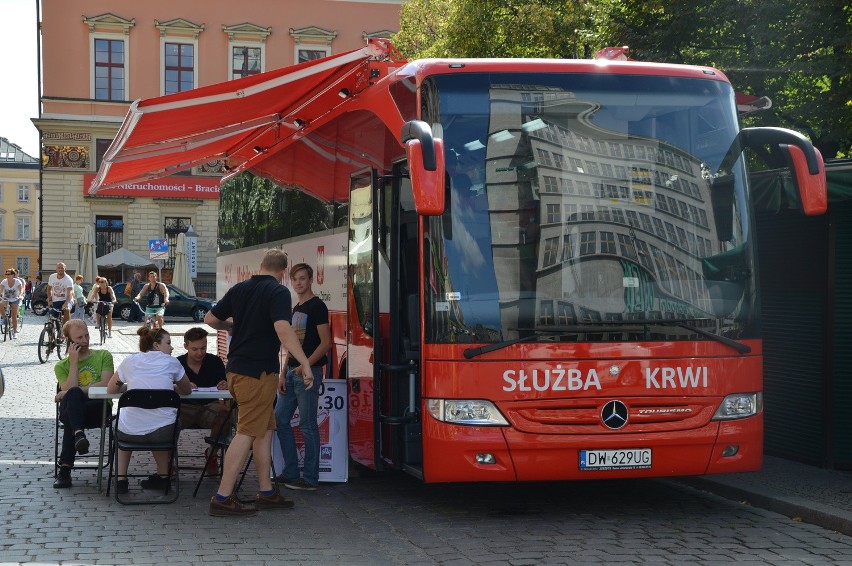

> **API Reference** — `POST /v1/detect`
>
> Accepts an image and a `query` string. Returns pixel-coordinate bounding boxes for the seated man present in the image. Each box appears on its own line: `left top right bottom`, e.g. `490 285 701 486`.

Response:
54 319 115 488
177 327 231 475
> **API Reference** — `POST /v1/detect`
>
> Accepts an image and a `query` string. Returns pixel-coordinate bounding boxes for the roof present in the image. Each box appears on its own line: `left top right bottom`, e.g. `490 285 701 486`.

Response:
89 39 401 201
0 137 38 166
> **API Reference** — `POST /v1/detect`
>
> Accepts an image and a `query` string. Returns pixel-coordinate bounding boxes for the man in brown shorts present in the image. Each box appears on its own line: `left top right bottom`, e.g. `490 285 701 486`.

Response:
204 249 312 517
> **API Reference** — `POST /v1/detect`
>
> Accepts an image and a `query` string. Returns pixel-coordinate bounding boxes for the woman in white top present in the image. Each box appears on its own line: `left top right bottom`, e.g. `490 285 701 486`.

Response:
1 269 23 336
107 327 191 493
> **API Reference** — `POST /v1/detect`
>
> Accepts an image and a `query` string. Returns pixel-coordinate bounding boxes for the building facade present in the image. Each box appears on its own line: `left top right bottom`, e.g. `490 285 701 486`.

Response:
0 137 39 278
34 0 400 291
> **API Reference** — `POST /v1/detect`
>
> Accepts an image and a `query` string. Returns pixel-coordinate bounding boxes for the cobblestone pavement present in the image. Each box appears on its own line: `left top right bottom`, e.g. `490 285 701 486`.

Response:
3 316 852 565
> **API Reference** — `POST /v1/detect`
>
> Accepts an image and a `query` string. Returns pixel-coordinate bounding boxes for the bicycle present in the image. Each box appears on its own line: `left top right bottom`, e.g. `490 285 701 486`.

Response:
38 307 65 364
0 301 14 341
135 300 158 330
93 301 112 345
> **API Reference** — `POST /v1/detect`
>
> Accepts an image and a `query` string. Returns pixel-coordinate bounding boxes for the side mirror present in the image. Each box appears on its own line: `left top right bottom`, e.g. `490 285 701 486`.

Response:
717 127 828 215
401 121 446 216
780 144 827 215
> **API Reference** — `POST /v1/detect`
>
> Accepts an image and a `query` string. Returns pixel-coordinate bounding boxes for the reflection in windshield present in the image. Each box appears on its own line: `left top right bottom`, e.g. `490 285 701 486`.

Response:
422 72 758 345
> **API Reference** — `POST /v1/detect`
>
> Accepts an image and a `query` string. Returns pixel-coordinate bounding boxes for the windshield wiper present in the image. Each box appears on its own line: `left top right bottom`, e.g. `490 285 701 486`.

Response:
669 319 751 354
605 318 751 354
462 319 751 359
463 334 538 359
463 327 592 359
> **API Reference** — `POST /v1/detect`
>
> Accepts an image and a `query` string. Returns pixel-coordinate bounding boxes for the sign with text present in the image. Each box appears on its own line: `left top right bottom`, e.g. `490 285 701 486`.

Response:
149 238 168 260
187 234 198 278
83 174 220 199
271 379 348 483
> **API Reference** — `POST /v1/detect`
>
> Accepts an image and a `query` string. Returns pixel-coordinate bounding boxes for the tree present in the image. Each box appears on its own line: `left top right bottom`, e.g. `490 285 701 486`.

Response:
395 0 850 158
588 0 851 158
394 0 454 58
395 0 595 59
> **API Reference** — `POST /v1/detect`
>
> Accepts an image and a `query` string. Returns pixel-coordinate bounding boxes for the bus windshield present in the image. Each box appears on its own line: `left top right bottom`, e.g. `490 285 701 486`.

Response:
421 72 758 345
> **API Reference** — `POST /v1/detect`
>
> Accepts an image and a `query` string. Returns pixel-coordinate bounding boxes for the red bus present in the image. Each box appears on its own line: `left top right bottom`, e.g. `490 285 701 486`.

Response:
93 39 827 482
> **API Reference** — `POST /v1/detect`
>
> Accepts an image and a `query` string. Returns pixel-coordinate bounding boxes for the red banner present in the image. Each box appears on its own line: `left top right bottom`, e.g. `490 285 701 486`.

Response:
83 174 220 199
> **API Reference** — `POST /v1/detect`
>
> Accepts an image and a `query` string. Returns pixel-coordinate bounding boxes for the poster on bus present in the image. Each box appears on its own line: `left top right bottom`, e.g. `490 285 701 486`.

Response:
216 228 347 312
271 379 348 483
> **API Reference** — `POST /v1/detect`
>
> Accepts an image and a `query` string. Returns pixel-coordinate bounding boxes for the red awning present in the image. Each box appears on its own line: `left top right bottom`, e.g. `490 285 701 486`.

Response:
89 39 400 200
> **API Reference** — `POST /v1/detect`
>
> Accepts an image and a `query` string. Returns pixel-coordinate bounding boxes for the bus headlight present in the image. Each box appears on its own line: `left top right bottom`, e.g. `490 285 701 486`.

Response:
712 393 763 420
426 399 509 426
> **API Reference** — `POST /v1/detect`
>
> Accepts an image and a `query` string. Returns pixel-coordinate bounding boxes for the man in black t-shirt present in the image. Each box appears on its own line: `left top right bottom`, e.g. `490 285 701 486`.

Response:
274 263 331 491
204 249 312 517
177 327 231 475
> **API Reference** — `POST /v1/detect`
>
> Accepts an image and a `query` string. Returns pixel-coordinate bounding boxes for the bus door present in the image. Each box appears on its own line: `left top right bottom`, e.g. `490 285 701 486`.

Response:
347 165 423 475
347 170 380 468
376 162 423 477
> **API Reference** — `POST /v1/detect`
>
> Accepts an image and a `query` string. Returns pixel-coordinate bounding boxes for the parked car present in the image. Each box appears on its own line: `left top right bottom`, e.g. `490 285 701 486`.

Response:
112 282 215 323
31 281 93 316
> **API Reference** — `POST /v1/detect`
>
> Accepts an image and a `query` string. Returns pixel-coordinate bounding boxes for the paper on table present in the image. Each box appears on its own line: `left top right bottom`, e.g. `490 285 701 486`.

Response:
193 387 221 392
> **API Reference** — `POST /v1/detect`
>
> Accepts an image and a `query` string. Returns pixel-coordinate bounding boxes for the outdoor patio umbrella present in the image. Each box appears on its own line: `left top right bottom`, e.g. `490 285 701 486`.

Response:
96 247 156 282
172 232 195 296
78 224 98 283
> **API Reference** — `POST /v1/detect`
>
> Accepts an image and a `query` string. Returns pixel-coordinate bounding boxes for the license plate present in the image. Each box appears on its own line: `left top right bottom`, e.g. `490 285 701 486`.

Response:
579 448 652 470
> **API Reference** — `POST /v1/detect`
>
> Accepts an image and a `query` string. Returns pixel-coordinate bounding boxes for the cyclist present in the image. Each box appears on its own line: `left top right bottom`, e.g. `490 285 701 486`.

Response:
48 262 74 325
1 269 22 338
89 276 116 337
134 270 168 329
12 269 25 331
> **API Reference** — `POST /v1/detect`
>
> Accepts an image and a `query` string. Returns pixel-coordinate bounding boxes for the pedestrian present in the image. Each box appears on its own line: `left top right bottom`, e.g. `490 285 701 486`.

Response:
48 262 74 324
127 271 145 322
71 274 87 321
23 276 32 311
204 248 313 517
274 263 331 491
53 319 115 489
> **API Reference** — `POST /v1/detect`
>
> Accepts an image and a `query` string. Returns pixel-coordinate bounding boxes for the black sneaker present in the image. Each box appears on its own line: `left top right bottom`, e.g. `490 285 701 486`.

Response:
74 431 90 455
116 479 129 494
140 474 170 491
209 494 257 517
53 467 72 489
282 478 317 491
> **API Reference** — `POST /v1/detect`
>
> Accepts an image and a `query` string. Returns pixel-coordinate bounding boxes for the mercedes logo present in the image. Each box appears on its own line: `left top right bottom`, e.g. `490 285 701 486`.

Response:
601 400 629 430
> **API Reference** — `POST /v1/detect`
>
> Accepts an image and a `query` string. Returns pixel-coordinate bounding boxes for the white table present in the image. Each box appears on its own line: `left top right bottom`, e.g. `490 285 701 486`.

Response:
88 386 232 491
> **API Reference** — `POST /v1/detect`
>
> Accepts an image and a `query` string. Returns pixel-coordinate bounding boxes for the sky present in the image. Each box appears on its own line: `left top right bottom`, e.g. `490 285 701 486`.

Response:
0 0 39 157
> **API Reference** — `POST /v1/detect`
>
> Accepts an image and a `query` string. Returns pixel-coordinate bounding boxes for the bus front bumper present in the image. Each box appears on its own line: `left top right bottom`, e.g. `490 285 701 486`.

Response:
421 414 762 483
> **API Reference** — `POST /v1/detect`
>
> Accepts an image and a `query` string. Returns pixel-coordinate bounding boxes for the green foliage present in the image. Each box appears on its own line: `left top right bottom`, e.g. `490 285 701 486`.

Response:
394 0 454 58
589 0 851 158
395 0 850 158
395 0 595 59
